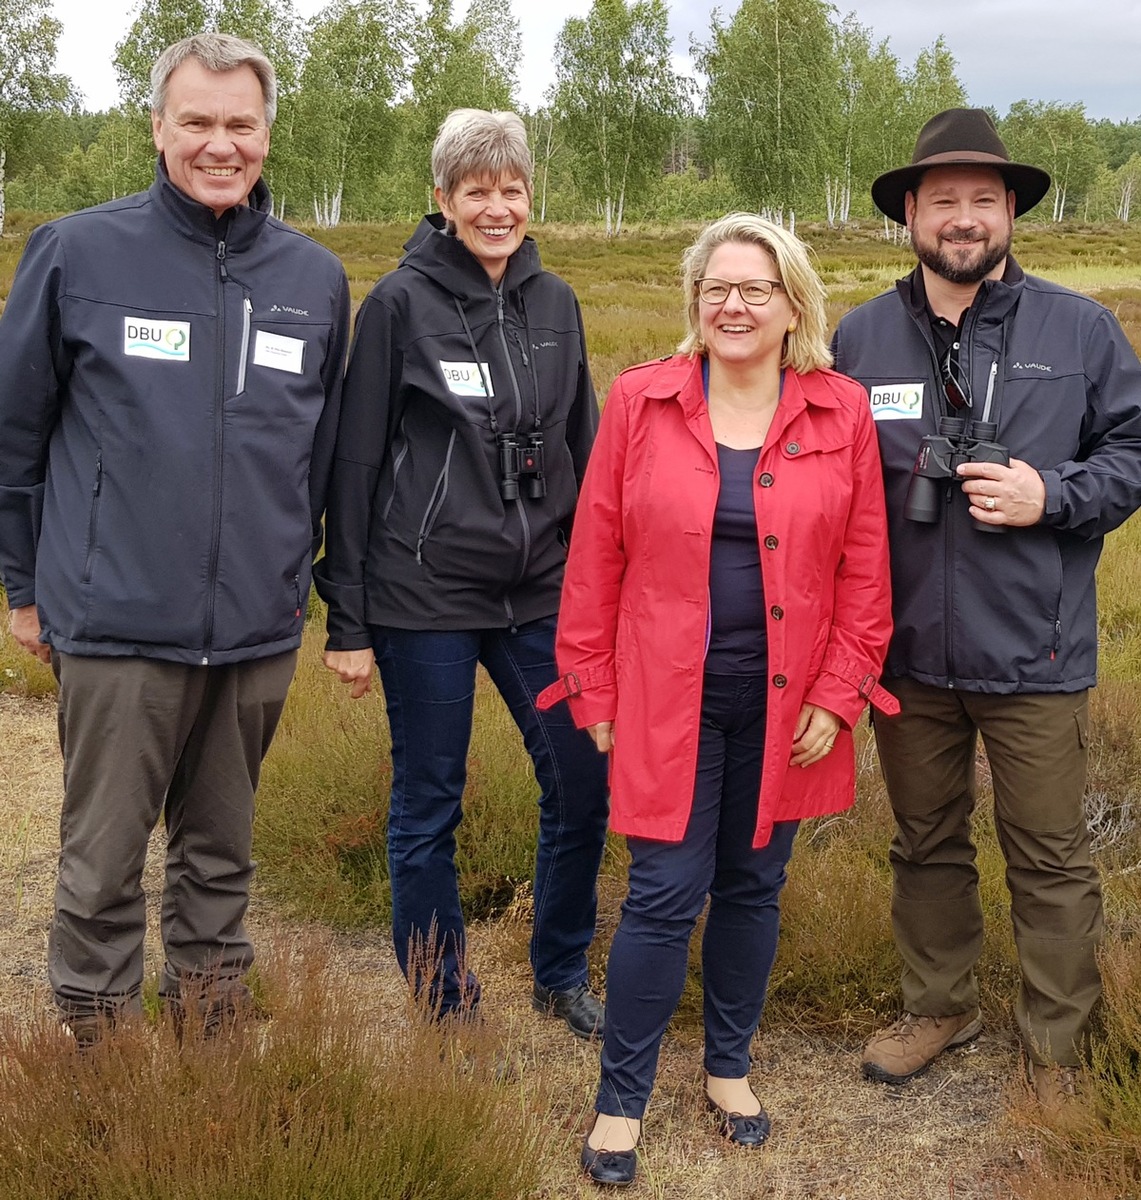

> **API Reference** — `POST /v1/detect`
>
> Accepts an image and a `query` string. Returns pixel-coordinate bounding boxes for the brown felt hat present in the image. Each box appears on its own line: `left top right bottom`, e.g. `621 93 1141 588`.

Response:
872 108 1052 225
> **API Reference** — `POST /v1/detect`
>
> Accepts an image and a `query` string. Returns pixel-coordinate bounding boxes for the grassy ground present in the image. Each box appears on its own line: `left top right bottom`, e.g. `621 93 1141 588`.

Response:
1 220 1140 1197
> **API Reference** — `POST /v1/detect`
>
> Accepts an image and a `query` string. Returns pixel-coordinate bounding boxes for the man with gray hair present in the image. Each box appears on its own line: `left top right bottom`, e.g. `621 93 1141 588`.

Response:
0 33 349 1042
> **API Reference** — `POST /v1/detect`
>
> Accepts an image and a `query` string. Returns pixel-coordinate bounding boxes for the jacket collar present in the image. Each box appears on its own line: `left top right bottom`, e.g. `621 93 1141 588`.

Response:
150 156 272 251
899 254 1025 325
400 211 544 302
642 354 839 418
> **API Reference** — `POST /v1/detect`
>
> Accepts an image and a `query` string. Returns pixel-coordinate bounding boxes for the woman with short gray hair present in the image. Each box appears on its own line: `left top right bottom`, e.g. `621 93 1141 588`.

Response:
315 109 609 1042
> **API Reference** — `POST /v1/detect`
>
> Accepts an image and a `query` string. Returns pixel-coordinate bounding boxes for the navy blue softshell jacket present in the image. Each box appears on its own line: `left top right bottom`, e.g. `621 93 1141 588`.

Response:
0 162 350 665
832 259 1141 692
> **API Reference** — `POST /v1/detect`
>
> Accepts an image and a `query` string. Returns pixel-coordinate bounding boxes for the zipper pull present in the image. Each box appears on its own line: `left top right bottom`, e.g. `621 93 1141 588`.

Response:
216 239 228 281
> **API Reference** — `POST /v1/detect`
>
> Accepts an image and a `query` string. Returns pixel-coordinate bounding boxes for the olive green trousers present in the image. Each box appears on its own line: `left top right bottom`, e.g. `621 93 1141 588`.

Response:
873 678 1102 1067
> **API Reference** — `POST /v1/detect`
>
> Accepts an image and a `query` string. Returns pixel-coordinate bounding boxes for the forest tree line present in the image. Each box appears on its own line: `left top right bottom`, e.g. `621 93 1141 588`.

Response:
3 0 1141 236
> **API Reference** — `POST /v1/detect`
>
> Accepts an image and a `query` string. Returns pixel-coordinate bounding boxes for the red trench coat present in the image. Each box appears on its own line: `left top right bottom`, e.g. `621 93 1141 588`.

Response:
537 354 899 848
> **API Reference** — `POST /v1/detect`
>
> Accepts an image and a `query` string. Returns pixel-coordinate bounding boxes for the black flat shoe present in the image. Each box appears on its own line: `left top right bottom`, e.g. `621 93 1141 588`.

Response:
581 1138 638 1187
533 982 605 1039
706 1094 771 1147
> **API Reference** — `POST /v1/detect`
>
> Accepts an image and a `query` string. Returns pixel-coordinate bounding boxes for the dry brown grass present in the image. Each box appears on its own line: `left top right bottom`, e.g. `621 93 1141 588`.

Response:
0 692 1099 1200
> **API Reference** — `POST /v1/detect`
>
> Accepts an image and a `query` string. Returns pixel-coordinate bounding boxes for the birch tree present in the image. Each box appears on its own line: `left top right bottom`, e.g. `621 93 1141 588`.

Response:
0 0 78 234
292 0 412 225
697 0 839 226
551 0 689 236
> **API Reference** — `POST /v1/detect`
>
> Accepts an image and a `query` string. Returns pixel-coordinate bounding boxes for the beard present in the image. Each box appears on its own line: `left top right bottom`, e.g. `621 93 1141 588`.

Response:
912 225 1012 285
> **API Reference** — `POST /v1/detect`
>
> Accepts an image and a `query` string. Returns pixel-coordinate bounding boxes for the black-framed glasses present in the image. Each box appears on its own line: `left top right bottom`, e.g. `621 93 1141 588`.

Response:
696 277 785 306
942 346 972 410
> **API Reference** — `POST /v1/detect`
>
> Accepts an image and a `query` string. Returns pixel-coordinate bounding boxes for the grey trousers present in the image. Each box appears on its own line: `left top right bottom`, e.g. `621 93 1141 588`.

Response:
49 650 297 1019
873 679 1103 1067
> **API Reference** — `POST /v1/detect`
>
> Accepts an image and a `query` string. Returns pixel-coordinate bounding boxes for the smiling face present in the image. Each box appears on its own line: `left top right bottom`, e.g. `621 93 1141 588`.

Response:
151 58 270 218
906 165 1015 286
435 175 530 283
697 241 796 369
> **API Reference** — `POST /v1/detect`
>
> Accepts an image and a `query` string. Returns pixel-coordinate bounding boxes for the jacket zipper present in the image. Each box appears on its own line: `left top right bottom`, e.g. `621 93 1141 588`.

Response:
202 238 229 664
81 454 103 584
415 429 456 563
496 289 531 585
236 295 252 395
383 420 410 521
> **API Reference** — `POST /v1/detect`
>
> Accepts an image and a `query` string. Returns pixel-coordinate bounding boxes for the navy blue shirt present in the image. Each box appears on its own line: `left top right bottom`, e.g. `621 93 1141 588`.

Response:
706 442 768 674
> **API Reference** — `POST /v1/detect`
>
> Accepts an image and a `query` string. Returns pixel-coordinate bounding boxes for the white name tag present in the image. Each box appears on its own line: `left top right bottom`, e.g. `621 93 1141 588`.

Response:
253 331 306 374
439 360 493 397
870 383 924 421
123 318 191 362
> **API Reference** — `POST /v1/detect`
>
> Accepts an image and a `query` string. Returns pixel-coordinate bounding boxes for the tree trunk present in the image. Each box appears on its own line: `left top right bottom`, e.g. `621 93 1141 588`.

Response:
0 148 6 239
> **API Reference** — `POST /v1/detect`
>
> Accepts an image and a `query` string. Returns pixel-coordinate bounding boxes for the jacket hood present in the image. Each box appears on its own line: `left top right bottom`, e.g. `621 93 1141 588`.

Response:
152 155 272 251
400 212 543 303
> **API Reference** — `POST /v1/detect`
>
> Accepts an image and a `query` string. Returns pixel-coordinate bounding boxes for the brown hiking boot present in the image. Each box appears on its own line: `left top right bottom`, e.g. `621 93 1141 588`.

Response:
861 1009 983 1083
1031 1063 1080 1116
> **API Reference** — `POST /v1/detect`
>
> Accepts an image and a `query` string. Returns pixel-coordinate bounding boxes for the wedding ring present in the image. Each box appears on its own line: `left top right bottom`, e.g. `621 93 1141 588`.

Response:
984 496 996 512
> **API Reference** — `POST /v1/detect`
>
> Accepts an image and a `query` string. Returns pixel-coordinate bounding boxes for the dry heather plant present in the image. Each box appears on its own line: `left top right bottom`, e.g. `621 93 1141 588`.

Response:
0 937 548 1200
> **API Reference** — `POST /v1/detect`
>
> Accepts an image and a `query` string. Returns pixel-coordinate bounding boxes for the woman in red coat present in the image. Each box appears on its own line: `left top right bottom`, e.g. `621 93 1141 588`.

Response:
538 213 898 1186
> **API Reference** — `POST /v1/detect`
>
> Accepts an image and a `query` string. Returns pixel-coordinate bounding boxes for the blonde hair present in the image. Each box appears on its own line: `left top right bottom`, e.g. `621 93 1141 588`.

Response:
678 213 832 373
432 109 533 203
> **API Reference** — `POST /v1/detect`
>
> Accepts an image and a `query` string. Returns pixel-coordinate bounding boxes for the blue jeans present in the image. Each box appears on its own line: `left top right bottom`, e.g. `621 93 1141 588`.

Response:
371 617 610 1017
597 672 799 1119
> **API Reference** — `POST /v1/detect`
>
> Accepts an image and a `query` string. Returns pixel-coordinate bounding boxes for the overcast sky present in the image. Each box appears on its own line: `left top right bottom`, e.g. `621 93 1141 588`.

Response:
50 0 1141 123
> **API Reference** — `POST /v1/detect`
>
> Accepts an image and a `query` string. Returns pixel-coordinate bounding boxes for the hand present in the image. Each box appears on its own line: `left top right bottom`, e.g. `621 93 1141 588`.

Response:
789 702 841 767
322 647 376 699
956 458 1046 527
7 605 51 664
587 721 614 753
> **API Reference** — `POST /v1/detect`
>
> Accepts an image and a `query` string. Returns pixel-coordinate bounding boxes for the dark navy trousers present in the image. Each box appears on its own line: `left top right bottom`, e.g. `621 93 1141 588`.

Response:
597 672 798 1119
371 616 610 1017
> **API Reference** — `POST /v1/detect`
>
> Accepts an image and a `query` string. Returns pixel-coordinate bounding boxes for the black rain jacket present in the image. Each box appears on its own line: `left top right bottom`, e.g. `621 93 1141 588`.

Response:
315 215 598 645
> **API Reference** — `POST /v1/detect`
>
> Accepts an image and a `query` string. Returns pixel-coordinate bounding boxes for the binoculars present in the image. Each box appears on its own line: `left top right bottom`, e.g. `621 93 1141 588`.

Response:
904 416 1009 533
497 431 546 501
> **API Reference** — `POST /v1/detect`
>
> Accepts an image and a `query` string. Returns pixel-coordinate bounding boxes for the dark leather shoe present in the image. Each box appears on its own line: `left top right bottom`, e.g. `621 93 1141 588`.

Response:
581 1138 637 1187
706 1094 771 1147
533 982 604 1039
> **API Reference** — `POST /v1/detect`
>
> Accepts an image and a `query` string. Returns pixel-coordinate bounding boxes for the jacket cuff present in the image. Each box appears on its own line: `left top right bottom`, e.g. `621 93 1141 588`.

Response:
536 665 617 712
815 651 901 719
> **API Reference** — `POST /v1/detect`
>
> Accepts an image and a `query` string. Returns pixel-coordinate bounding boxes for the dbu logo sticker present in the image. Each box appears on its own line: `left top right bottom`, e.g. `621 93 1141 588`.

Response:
439 360 493 397
869 383 924 421
123 318 191 361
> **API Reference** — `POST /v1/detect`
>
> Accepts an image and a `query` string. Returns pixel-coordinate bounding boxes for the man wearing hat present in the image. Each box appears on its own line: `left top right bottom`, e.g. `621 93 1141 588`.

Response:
832 108 1141 1107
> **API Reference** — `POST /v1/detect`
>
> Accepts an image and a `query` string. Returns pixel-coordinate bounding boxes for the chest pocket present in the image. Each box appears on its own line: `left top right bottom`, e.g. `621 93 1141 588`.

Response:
776 426 855 540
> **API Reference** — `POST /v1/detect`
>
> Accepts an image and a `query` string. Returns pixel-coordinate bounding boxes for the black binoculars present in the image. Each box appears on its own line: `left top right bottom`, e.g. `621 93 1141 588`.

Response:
498 431 546 501
904 416 1009 533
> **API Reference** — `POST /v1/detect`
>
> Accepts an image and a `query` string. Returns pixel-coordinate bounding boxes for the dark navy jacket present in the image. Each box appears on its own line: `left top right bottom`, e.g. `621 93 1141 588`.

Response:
0 163 350 664
315 215 597 645
832 259 1141 693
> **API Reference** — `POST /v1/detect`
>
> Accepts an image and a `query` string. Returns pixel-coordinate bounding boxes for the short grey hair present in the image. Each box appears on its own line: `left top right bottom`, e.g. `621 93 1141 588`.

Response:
151 33 277 127
432 109 533 202
679 212 832 373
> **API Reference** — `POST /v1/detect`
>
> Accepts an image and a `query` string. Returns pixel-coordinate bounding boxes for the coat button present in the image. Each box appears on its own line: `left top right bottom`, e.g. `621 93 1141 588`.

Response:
773 674 787 688
771 605 784 620
763 535 779 550
758 472 774 487
786 442 800 454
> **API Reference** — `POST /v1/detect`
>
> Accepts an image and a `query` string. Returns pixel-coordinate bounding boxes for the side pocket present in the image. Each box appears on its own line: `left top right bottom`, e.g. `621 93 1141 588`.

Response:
1074 694 1089 749
81 455 103 585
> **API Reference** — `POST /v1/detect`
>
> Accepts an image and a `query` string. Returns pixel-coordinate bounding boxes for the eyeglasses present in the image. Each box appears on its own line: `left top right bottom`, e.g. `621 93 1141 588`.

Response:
942 346 972 410
696 277 785 306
